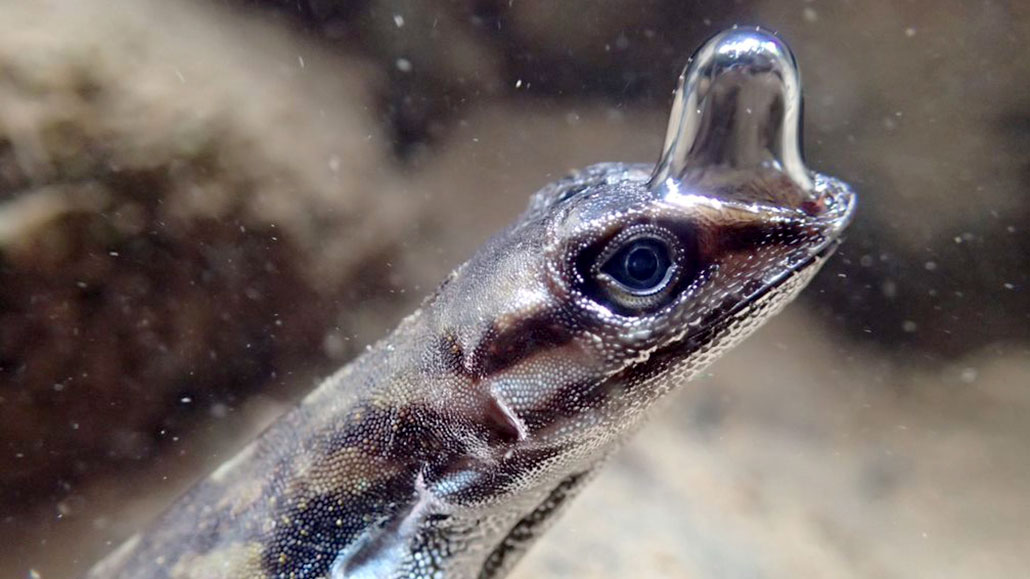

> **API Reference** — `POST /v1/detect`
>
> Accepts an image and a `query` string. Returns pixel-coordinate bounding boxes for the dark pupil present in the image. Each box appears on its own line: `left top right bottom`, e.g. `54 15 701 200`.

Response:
603 238 671 292
625 245 659 283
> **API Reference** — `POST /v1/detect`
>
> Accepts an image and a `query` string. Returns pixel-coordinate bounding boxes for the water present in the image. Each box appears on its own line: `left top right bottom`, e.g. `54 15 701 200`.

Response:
0 1 1026 577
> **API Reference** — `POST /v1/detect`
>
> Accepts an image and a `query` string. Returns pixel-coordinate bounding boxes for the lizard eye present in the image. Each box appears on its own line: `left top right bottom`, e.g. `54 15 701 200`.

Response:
591 227 684 313
601 238 673 293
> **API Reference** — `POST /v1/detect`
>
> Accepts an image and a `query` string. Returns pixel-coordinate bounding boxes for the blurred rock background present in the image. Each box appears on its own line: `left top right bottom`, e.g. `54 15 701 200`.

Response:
0 0 1026 577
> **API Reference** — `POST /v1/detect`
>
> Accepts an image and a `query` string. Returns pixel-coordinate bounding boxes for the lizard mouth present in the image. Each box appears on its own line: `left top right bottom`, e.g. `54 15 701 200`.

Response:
698 237 838 340
665 184 854 363
709 180 854 325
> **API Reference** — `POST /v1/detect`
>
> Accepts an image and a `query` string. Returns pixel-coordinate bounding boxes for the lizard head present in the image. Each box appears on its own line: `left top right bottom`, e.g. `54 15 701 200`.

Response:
429 28 854 488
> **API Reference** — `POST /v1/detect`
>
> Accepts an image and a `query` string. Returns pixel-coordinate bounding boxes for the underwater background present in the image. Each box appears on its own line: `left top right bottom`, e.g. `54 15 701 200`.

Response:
1 1 1027 577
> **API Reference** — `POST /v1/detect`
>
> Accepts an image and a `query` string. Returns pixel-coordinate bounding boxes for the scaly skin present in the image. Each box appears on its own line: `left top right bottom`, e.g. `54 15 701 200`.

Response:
88 28 856 579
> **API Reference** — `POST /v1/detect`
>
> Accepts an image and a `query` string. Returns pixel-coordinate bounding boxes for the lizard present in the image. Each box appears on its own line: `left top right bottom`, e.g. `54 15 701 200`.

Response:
87 27 856 579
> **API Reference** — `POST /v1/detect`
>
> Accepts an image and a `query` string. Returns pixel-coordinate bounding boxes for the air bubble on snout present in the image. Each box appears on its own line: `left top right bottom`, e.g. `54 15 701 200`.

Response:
649 27 813 197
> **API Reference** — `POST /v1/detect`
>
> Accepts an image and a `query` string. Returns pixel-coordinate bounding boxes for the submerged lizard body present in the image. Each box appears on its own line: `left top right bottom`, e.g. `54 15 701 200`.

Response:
89 29 856 579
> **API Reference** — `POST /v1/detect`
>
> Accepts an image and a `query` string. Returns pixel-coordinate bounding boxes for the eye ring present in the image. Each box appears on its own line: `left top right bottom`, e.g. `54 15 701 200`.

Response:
591 226 683 313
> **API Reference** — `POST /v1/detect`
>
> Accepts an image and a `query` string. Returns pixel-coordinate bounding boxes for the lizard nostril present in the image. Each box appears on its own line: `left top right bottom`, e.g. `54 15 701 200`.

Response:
801 198 827 217
806 176 858 226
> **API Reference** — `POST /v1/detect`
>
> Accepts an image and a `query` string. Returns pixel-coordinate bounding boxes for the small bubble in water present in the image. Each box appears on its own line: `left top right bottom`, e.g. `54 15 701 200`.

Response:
881 279 898 298
959 367 978 384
